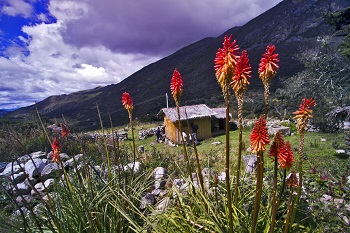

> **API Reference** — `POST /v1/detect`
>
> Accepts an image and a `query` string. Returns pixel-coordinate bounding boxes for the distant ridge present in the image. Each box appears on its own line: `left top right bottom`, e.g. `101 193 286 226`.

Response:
5 0 350 131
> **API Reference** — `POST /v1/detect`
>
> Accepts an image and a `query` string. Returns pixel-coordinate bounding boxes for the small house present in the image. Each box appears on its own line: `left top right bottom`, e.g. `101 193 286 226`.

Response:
158 104 230 144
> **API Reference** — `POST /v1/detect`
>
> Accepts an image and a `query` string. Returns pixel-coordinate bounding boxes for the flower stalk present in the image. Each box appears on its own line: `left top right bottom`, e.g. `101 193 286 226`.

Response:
250 115 269 233
170 69 193 185
122 92 137 179
289 98 316 228
214 35 240 233
258 45 279 116
231 49 252 204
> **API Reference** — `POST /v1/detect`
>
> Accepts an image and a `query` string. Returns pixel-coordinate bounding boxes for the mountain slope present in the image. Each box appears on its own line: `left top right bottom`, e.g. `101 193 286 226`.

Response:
6 0 350 131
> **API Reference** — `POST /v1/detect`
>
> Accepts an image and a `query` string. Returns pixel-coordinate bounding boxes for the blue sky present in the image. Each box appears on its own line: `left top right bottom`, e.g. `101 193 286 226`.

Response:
0 0 282 110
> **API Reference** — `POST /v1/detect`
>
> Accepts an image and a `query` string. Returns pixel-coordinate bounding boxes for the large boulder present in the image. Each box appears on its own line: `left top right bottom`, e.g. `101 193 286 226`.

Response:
24 158 45 178
41 163 63 181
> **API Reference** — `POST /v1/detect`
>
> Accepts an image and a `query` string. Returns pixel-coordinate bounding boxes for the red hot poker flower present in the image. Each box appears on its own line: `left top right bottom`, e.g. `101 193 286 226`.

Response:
278 141 295 170
170 69 183 104
258 45 279 84
270 132 295 169
61 123 69 137
231 50 252 94
51 137 60 164
214 35 240 92
122 92 134 112
269 131 284 158
250 115 270 153
293 98 316 133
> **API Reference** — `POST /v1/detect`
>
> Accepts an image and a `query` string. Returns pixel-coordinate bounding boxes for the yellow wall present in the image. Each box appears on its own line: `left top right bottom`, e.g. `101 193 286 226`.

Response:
164 116 212 144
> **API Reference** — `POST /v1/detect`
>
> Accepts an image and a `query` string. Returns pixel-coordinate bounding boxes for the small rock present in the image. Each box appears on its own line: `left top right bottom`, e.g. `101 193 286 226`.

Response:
10 172 27 184
320 194 332 204
244 155 257 174
44 178 55 191
151 189 162 196
156 197 169 212
16 195 34 207
217 172 226 182
320 138 327 142
0 162 8 173
14 182 31 195
211 141 221 145
336 149 346 154
1 163 23 177
140 192 156 210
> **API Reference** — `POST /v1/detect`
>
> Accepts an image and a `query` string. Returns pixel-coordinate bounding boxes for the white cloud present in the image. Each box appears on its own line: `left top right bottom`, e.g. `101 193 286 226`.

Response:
1 0 33 17
0 0 282 109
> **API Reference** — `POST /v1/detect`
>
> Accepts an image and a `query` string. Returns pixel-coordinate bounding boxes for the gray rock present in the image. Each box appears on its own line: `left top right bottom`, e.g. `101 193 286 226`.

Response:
1 163 23 177
153 167 167 189
44 178 55 192
24 176 40 186
268 126 290 136
140 192 156 210
202 168 214 178
10 172 26 184
16 195 34 207
0 162 8 173
14 182 31 195
156 197 169 212
17 155 31 164
24 158 45 178
41 163 63 181
125 162 142 174
244 155 257 174
217 172 226 182
336 149 346 154
65 154 83 167
30 151 47 160
151 189 162 196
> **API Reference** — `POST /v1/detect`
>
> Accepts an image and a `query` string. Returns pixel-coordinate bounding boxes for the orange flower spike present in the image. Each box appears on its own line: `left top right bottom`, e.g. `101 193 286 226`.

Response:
269 131 284 158
293 98 316 119
214 35 240 92
231 50 252 94
51 137 61 164
122 92 134 112
278 141 295 169
61 123 70 137
258 44 280 84
293 98 316 133
170 69 183 104
250 115 270 153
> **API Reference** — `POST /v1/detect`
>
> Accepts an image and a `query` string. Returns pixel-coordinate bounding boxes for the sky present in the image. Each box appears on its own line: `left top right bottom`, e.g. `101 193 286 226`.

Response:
0 0 282 110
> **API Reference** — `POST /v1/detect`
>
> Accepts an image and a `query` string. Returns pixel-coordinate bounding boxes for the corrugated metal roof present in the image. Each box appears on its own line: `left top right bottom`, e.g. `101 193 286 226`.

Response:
159 104 217 122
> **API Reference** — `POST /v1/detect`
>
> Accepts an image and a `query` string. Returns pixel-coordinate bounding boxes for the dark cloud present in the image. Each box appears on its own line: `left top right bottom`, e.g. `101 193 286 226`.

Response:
59 0 282 56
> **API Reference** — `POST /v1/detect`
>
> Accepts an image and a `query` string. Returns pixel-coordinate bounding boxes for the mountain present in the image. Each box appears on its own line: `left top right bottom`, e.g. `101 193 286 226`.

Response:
0 109 11 117
5 0 350 131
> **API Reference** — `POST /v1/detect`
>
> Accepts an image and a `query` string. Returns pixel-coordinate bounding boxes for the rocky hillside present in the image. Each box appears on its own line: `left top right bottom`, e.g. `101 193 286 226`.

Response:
5 0 350 131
